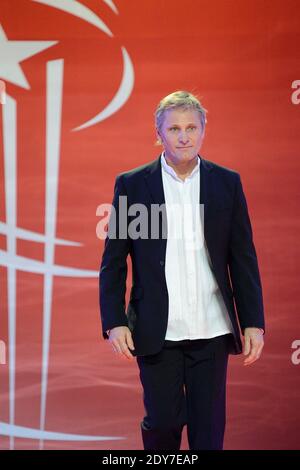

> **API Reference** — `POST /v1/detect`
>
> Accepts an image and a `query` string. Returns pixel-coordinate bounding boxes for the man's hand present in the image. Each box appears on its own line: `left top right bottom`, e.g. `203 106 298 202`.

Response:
108 326 135 360
243 327 264 366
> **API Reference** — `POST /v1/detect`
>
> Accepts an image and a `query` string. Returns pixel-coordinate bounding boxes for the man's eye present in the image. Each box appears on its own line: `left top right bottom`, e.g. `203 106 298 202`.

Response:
187 126 196 131
170 127 178 131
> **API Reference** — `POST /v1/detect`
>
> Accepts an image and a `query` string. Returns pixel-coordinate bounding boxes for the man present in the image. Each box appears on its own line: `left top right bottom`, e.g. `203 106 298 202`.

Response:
99 91 265 450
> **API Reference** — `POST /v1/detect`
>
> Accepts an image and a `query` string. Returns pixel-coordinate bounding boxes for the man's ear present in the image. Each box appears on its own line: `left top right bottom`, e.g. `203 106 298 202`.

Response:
156 128 162 145
199 127 206 142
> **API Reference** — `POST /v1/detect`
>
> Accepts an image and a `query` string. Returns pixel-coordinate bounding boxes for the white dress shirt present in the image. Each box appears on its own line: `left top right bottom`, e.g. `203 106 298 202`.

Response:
161 152 234 340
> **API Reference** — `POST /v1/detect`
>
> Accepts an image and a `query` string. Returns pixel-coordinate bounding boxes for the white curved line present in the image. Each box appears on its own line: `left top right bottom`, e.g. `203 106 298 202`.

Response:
73 47 134 131
0 222 81 246
103 0 118 14
32 0 113 37
0 250 98 277
0 422 125 441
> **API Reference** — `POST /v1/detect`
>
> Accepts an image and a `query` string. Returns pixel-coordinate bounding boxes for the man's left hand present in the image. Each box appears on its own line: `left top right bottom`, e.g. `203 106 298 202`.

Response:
243 327 264 366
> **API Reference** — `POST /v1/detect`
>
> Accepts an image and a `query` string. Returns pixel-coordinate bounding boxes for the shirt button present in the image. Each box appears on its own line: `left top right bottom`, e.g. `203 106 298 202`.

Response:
160 260 165 266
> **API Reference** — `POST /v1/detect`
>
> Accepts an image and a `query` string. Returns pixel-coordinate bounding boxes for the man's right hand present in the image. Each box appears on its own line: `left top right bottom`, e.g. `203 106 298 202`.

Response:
108 326 135 360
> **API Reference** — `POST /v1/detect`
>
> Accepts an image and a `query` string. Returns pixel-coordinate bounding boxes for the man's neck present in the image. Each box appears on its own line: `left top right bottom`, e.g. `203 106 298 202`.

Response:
164 154 198 181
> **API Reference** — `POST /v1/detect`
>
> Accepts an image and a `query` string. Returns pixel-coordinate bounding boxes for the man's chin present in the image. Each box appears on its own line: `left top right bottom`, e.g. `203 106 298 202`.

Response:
176 150 198 160
165 150 198 163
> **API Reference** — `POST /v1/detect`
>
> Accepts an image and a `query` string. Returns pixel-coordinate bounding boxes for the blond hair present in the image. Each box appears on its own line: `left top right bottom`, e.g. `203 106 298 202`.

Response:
155 90 207 132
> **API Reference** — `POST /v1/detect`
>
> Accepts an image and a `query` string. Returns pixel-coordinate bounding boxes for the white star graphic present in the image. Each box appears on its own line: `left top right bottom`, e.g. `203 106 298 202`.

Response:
0 24 57 89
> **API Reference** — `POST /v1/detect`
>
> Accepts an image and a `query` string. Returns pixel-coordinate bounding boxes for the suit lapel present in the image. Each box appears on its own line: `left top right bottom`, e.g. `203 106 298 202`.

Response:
143 156 167 261
144 155 165 206
144 154 215 208
200 155 214 220
199 156 218 272
143 154 216 263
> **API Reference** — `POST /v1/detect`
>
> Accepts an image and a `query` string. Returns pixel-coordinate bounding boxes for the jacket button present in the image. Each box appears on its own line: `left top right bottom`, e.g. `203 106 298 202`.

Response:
160 260 164 266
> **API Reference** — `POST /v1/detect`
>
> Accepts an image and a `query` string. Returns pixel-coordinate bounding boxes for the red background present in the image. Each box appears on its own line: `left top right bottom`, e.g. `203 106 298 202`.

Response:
0 0 300 449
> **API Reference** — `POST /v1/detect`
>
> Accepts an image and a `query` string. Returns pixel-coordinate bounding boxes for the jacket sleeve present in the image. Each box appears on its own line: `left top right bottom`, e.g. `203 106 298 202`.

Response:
99 174 131 339
228 174 265 334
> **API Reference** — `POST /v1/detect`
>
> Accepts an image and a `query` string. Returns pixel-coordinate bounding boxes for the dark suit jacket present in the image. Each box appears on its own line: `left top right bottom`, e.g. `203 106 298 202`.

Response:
99 155 265 356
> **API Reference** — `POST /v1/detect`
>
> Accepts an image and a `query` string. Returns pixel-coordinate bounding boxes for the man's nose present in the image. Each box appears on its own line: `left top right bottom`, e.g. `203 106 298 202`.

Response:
178 131 189 143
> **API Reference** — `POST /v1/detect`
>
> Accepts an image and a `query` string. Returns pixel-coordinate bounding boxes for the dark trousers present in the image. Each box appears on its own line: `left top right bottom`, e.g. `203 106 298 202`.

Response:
136 333 233 450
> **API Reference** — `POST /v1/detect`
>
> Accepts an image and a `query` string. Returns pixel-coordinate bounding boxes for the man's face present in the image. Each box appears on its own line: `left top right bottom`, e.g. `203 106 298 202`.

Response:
157 108 205 163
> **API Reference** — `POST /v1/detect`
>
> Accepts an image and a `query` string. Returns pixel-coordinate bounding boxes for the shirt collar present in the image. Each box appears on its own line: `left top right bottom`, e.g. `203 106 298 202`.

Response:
161 151 200 182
